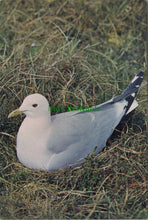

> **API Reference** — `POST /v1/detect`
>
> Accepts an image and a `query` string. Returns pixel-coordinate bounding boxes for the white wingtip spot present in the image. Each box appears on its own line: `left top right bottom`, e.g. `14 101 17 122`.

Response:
131 93 135 97
131 75 139 83
136 85 140 87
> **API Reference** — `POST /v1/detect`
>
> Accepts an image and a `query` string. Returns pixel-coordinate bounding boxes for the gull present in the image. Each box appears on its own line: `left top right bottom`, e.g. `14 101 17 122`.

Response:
8 71 144 171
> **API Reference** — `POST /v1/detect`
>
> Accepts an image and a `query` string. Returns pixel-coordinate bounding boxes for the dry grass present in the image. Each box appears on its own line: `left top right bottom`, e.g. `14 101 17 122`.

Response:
0 0 147 219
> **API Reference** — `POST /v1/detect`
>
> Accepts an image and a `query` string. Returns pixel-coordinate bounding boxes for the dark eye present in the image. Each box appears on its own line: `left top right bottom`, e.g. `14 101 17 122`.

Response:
32 104 38 108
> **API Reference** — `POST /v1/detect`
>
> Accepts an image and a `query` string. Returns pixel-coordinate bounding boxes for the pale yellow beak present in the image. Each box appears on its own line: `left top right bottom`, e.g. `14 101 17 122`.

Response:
8 109 25 118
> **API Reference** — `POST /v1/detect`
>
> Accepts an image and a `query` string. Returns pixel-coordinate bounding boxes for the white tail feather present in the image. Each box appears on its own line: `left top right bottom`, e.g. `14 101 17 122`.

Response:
126 99 138 115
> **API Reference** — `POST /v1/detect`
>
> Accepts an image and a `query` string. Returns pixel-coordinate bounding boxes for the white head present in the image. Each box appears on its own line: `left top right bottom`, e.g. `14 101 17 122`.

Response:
19 93 50 117
8 93 50 118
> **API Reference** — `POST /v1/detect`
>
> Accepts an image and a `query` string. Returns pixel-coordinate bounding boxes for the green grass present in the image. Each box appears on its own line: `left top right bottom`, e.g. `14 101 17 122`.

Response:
0 0 147 219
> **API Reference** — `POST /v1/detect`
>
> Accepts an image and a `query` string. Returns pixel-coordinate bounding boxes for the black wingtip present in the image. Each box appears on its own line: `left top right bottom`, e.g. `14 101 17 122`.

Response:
122 71 144 114
122 71 144 97
112 71 144 103
136 70 144 77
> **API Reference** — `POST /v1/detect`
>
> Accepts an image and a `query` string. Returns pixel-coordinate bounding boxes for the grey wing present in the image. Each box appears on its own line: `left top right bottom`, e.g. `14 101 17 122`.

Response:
49 111 96 153
48 100 127 156
45 101 127 170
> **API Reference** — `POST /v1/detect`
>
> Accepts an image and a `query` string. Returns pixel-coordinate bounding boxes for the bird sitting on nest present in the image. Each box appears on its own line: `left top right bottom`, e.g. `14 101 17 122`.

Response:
8 71 145 171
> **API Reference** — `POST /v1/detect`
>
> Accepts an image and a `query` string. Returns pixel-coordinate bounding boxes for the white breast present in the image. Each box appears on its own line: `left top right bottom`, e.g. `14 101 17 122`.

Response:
16 116 52 170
